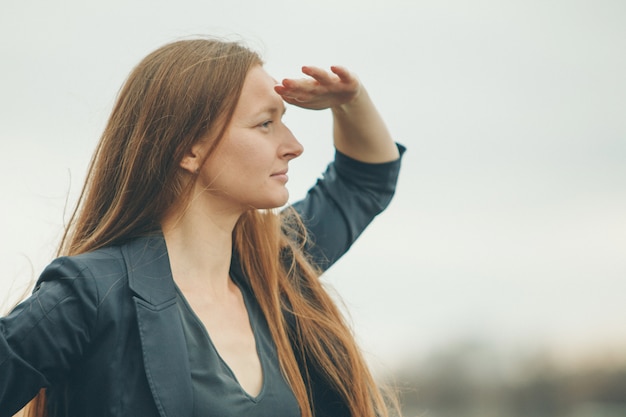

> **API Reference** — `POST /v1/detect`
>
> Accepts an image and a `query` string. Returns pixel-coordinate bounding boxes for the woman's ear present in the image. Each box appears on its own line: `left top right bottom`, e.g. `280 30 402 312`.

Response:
179 141 207 175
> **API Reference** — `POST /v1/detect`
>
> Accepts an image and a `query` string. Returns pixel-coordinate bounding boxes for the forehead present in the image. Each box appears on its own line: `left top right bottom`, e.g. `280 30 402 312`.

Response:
235 66 284 115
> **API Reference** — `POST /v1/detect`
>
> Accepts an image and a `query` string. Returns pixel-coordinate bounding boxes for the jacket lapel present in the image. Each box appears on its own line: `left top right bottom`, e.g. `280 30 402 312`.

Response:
123 234 192 417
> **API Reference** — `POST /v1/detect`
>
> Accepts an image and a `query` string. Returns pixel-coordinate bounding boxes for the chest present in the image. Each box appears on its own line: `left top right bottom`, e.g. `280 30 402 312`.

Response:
182 285 262 397
176 285 300 417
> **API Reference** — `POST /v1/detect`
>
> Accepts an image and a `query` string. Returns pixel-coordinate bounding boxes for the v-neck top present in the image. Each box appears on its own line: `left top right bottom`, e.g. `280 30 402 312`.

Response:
175 281 301 417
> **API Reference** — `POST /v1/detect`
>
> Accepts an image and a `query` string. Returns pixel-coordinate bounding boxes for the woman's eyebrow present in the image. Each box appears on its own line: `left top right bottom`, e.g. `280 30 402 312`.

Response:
255 105 287 117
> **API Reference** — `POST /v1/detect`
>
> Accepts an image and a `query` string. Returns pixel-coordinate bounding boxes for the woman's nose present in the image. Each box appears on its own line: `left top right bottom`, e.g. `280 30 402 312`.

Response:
281 126 304 160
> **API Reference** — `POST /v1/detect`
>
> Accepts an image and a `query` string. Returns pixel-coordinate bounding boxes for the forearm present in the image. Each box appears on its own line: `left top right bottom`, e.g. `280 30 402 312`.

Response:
289 143 404 271
332 88 399 163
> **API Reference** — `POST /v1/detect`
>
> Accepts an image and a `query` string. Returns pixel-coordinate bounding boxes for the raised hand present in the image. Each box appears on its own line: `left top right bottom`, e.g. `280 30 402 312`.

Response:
274 66 361 111
275 64 399 163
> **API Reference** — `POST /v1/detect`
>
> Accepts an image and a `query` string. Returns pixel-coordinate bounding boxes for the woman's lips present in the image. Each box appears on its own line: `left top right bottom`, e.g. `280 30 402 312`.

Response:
271 169 289 182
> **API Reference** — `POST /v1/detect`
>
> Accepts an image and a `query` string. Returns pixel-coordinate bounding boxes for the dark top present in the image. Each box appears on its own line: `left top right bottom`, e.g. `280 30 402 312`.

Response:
0 145 405 417
176 281 300 417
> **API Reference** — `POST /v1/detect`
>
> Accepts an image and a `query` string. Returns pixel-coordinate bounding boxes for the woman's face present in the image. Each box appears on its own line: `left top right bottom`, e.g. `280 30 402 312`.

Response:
198 65 304 211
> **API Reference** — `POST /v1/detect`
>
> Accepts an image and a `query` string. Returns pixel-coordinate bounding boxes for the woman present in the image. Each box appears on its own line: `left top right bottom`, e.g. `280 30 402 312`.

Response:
0 38 404 417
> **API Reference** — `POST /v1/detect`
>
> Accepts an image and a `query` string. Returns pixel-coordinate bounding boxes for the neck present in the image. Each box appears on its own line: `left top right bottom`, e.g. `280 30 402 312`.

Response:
161 193 244 298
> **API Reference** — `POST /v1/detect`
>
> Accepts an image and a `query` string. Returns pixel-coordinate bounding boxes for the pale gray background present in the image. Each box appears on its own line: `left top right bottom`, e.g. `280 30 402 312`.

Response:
1 0 625 374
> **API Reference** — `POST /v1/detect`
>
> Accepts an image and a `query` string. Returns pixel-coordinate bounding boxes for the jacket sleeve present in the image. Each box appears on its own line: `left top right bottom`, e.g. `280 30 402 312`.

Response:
0 256 99 417
289 143 405 272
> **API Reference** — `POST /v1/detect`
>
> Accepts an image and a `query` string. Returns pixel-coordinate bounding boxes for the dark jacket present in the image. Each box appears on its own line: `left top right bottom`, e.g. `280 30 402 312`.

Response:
0 146 404 417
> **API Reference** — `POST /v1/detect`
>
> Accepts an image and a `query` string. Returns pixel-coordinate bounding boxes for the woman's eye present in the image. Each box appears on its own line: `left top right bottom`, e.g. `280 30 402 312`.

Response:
260 120 273 129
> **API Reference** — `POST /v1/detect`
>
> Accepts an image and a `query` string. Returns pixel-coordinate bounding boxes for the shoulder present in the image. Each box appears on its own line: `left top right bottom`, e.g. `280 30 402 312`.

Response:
36 245 129 309
64 245 126 275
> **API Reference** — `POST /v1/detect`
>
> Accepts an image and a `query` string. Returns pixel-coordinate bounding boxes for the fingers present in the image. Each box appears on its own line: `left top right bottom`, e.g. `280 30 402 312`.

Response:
279 66 353 91
275 78 316 101
330 66 353 83
273 65 359 110
280 95 304 106
301 65 336 85
280 77 316 90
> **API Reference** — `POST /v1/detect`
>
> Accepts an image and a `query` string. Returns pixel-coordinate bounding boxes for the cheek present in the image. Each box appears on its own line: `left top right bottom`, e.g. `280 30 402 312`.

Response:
228 141 272 173
218 132 261 165
208 130 276 183
205 151 260 191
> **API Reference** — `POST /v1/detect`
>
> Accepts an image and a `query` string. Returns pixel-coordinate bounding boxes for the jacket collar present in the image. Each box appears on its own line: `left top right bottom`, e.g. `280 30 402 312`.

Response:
124 233 176 306
122 233 193 417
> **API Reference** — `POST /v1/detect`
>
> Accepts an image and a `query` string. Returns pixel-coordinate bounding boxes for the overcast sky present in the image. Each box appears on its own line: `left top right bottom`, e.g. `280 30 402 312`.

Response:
1 0 625 371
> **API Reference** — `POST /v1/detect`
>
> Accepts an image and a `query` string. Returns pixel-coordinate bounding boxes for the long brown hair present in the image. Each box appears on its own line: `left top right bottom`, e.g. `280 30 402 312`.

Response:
23 37 393 417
